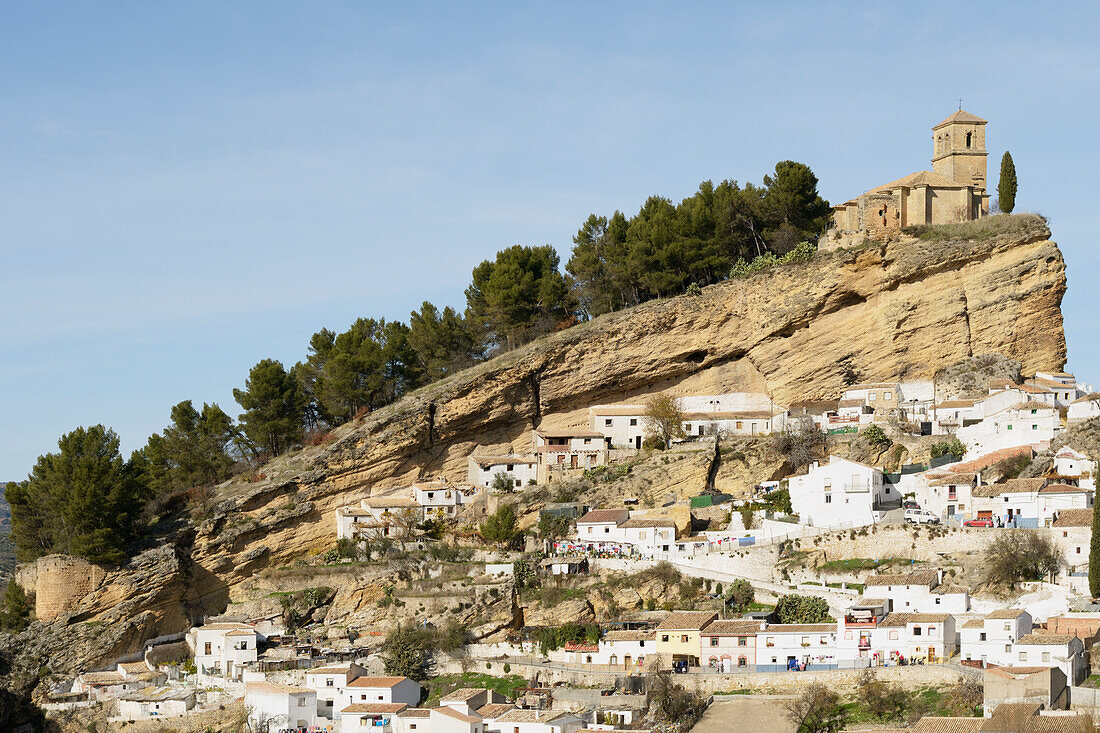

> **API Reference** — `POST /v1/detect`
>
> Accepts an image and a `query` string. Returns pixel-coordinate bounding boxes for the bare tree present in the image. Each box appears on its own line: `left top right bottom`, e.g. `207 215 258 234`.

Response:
784 683 847 733
644 394 685 449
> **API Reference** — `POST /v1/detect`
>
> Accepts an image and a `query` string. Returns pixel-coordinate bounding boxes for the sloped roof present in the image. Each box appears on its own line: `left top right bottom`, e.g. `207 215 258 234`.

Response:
657 611 719 631
701 620 760 636
621 518 677 529
578 509 630 524
602 630 656 642
934 110 987 128
952 446 1034 474
590 404 647 416
1053 509 1092 528
342 703 408 714
476 703 516 719
929 473 977 487
974 478 1047 497
471 454 537 466
864 570 940 587
1016 632 1077 645
347 676 412 689
911 717 984 733
432 706 482 723
1040 483 1089 494
764 624 835 633
987 609 1028 619
1072 393 1100 405
985 666 1053 679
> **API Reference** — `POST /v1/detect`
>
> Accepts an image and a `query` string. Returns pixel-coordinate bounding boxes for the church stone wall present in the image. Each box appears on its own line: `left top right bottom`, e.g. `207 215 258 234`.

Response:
858 192 902 240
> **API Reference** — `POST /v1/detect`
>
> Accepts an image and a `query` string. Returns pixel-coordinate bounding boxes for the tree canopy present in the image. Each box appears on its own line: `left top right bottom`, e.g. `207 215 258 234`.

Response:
407 301 481 381
135 401 238 496
233 359 306 457
465 244 574 352
998 151 1017 214
567 162 828 317
6 425 149 564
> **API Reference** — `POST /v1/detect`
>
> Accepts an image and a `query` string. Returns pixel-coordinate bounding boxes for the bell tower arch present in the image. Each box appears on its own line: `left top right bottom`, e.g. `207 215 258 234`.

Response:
932 110 988 192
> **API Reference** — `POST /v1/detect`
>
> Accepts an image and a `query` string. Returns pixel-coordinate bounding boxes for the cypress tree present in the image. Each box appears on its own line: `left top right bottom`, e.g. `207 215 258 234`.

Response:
998 151 1017 214
1091 470 1100 598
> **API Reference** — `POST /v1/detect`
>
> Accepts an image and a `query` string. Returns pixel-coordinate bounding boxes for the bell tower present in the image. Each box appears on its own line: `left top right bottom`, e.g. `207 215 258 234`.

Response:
932 110 988 192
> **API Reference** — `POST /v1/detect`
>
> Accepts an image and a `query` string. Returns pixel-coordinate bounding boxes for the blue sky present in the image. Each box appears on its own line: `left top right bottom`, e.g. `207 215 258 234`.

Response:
2 2 1098 479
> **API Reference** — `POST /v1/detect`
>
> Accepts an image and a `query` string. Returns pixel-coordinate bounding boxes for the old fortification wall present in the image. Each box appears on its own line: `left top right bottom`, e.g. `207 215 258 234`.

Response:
26 554 106 621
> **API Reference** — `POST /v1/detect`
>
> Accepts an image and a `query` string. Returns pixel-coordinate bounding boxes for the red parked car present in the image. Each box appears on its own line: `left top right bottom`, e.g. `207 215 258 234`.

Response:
963 519 994 528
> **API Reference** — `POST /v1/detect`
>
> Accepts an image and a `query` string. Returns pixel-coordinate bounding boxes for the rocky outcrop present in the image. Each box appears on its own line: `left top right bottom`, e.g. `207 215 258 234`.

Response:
7 214 1068 681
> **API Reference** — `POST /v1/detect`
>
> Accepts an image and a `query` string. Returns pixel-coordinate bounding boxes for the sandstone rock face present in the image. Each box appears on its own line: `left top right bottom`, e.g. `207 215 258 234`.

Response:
8 215 1068 679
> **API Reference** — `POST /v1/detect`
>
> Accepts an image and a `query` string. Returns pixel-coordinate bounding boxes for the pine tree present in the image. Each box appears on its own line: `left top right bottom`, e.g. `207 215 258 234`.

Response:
998 151 1017 214
0 581 31 632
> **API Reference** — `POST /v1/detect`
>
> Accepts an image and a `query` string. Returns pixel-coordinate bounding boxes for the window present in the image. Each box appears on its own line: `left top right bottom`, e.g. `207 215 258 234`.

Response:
711 637 719 647
1043 652 1051 662
204 642 212 655
604 527 609 534
1032 424 1038 430
800 636 809 647
966 131 972 148
681 635 689 643
584 438 592 444
738 637 747 646
980 633 986 641
662 635 670 642
1007 424 1013 431
1004 623 1011 631
820 636 828 645
298 697 306 707
844 631 853 640
630 419 638 426
913 627 922 636
738 656 747 668
605 419 613 426
1078 547 1082 554
1005 644 1012 653
1019 652 1027 661
588 527 593 534
765 637 774 647
735 421 743 430
824 494 832 504
586 655 592 663
889 631 899 640
326 679 334 687
869 393 876 401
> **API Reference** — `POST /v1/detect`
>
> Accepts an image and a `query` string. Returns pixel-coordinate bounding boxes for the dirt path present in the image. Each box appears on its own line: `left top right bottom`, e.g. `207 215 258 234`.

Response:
692 695 797 732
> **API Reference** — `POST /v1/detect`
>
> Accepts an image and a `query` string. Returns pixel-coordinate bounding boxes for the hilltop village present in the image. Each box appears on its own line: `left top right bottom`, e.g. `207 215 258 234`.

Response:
9 112 1100 733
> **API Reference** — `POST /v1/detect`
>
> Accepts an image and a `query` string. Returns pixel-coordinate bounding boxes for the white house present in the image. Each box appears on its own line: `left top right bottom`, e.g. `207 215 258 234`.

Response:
342 703 409 732
883 613 956 663
598 630 655 671
960 609 1033 668
1053 448 1096 489
427 705 489 733
1012 633 1086 685
1052 508 1092 592
1027 372 1084 407
343 676 422 709
438 688 508 717
755 624 838 672
957 402 1059 460
620 518 678 555
930 398 982 434
492 708 586 733
574 509 631 548
842 383 903 413
916 472 977 522
681 410 784 438
336 495 423 540
971 478 1050 528
1068 394 1100 425
305 662 367 719
700 620 759 672
788 457 890 528
412 480 467 518
116 687 196 720
467 454 538 490
245 681 317 731
589 405 647 450
532 428 608 483
1038 483 1092 527
188 622 261 680
862 570 969 614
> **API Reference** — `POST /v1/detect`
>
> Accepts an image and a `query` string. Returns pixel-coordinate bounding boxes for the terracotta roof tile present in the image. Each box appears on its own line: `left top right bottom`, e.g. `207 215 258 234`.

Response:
656 611 719 631
578 509 630 524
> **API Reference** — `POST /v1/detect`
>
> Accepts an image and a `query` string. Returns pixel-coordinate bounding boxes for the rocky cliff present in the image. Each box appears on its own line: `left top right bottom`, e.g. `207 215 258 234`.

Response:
4 214 1067 682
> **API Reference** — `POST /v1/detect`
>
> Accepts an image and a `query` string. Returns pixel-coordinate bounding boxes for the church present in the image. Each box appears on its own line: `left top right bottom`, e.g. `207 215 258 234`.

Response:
826 110 990 245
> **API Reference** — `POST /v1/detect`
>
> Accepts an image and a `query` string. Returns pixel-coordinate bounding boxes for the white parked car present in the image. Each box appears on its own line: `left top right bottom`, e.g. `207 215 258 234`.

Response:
905 508 940 525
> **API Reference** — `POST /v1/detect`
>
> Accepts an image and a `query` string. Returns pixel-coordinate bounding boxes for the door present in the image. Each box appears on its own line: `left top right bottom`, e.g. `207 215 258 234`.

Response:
947 505 955 517
624 654 631 669
571 454 578 468
636 436 641 449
